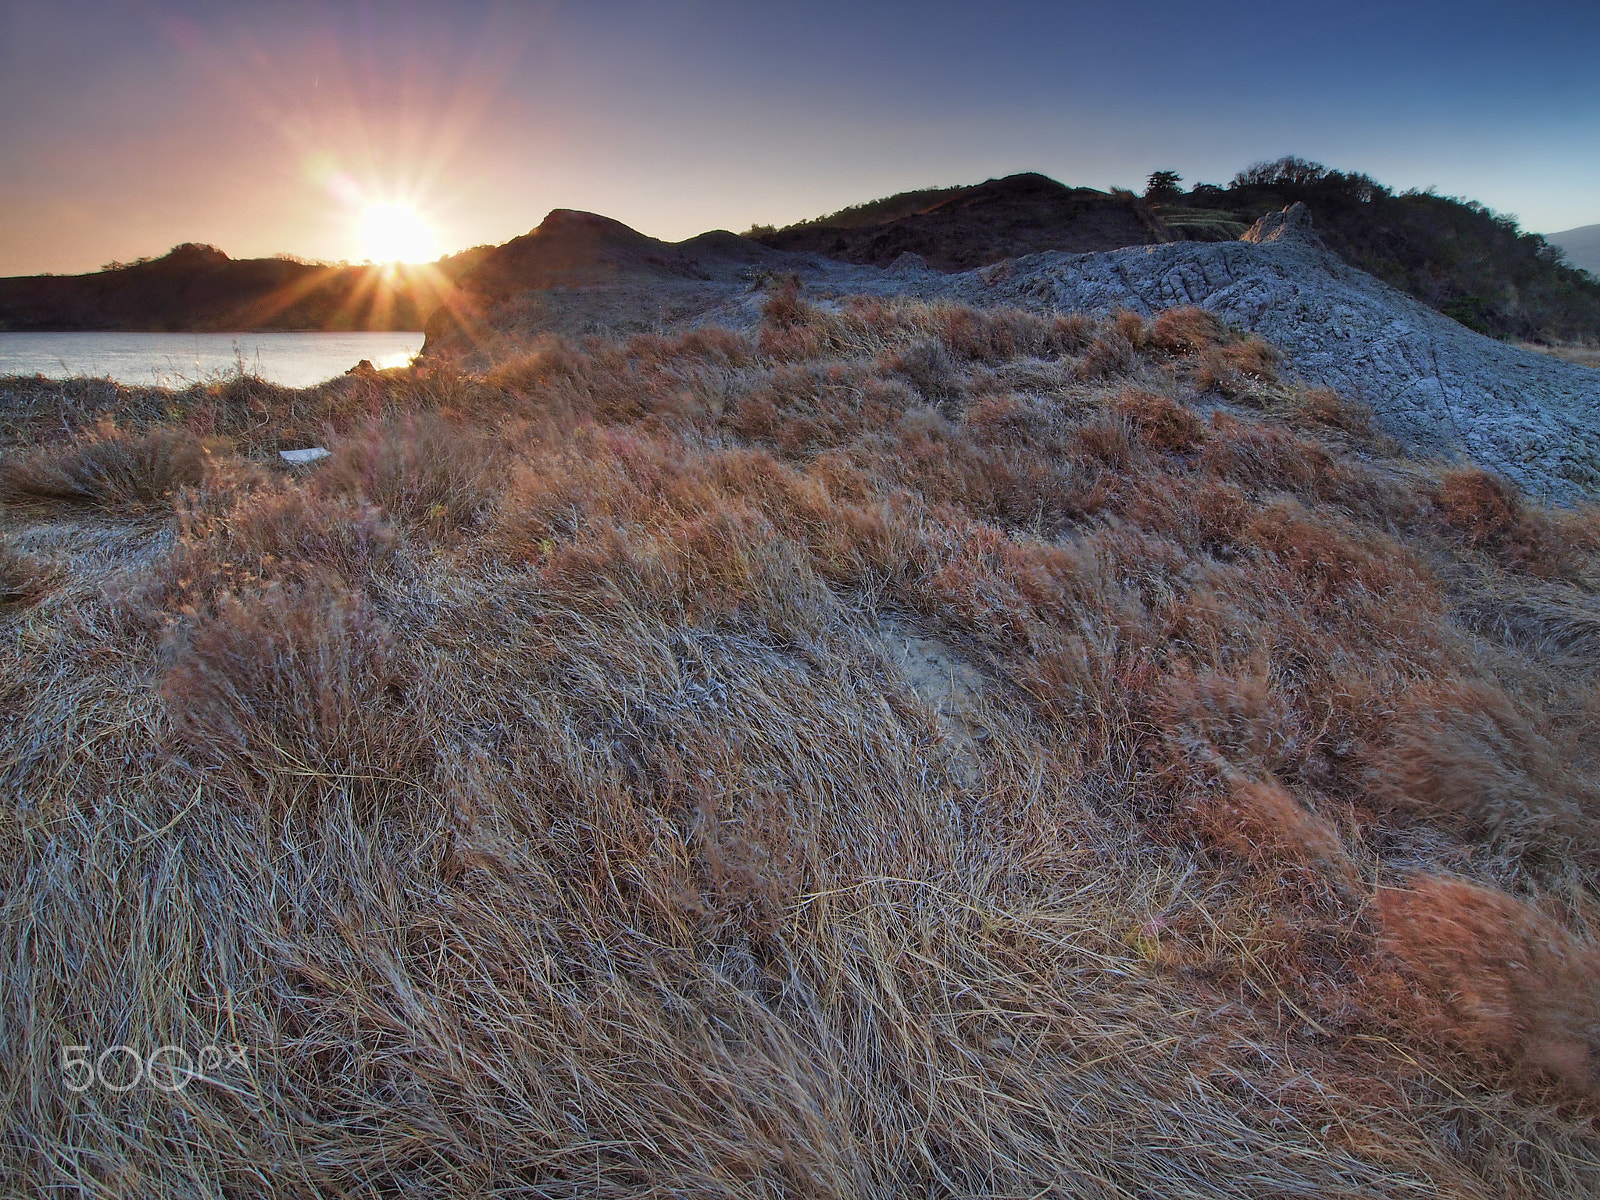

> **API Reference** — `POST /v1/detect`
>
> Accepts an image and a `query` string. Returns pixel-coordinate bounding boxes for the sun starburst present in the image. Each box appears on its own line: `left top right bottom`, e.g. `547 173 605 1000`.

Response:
356 201 441 263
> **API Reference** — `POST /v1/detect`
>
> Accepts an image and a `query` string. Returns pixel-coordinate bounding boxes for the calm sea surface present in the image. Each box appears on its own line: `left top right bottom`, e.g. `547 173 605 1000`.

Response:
0 332 425 389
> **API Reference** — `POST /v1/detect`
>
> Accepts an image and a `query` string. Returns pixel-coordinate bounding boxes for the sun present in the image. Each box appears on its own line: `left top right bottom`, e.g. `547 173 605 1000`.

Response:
356 201 441 263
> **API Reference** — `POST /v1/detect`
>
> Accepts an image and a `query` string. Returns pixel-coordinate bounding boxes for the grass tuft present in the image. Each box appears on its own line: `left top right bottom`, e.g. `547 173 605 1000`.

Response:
1377 875 1600 1095
0 421 205 509
161 583 425 813
0 540 57 607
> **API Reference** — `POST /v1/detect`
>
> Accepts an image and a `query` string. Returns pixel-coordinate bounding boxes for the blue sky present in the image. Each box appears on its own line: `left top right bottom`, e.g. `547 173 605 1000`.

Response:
2 0 1597 274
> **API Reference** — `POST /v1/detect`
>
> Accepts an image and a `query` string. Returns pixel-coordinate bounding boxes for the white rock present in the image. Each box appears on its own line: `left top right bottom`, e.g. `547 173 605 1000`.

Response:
279 447 331 465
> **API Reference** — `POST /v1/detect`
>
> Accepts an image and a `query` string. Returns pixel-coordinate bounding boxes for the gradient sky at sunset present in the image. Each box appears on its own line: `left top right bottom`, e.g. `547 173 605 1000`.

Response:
3 0 1598 276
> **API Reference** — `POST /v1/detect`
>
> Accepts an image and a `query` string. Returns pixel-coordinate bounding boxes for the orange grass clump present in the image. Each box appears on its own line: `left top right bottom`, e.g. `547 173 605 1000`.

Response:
1376 876 1600 1096
0 420 205 509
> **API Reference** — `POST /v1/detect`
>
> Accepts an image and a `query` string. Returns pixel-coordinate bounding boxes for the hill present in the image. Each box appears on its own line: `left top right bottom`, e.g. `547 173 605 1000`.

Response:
0 242 490 333
421 208 798 356
1548 222 1600 277
1206 158 1600 344
7 182 1600 1196
749 173 1173 269
758 161 1600 345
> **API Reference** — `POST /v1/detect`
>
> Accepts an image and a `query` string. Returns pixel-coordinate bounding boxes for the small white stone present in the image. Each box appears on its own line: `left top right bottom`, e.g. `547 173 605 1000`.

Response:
279 447 331 465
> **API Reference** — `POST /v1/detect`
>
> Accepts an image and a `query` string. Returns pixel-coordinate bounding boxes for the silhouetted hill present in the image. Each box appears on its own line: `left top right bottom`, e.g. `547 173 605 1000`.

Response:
751 173 1173 269
459 209 722 299
0 243 489 332
1548 223 1600 278
424 210 793 354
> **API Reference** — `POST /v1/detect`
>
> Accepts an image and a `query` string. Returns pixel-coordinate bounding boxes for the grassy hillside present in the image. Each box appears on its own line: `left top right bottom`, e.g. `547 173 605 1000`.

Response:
3 287 1599 1195
751 174 1164 269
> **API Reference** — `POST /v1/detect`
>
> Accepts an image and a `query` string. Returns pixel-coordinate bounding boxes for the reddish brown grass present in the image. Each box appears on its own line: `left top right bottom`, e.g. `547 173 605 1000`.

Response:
1112 388 1207 453
0 540 56 607
1432 466 1585 578
1362 680 1600 867
1193 337 1281 399
1297 385 1373 435
1201 412 1348 500
164 475 400 609
161 583 425 814
1150 306 1229 355
314 412 501 535
1195 775 1355 887
1376 875 1600 1096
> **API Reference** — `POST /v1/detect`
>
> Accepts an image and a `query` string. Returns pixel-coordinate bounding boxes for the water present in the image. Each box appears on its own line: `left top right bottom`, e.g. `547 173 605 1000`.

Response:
0 331 426 389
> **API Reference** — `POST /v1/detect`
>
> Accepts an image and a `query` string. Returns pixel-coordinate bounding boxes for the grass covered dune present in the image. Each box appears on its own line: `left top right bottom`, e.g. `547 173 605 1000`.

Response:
3 288 1600 1196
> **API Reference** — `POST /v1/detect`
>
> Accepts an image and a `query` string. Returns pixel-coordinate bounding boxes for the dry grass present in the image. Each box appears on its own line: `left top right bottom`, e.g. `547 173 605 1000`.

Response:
3 295 1600 1196
0 421 205 510
1432 466 1596 579
313 412 502 536
1517 341 1600 369
1362 680 1600 868
1376 876 1600 1094
0 539 58 607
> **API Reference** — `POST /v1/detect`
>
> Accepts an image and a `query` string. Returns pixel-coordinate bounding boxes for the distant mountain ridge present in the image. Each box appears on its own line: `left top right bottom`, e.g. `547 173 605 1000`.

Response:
6 159 1597 345
1548 223 1600 277
0 243 489 333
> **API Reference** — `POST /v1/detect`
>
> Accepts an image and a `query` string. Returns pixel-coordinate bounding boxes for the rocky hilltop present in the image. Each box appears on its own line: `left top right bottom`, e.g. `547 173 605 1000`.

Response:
760 165 1600 345
424 202 1600 503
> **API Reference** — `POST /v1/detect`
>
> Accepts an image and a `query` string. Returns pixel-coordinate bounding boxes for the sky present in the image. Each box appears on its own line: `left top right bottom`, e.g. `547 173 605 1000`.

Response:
2 0 1598 276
